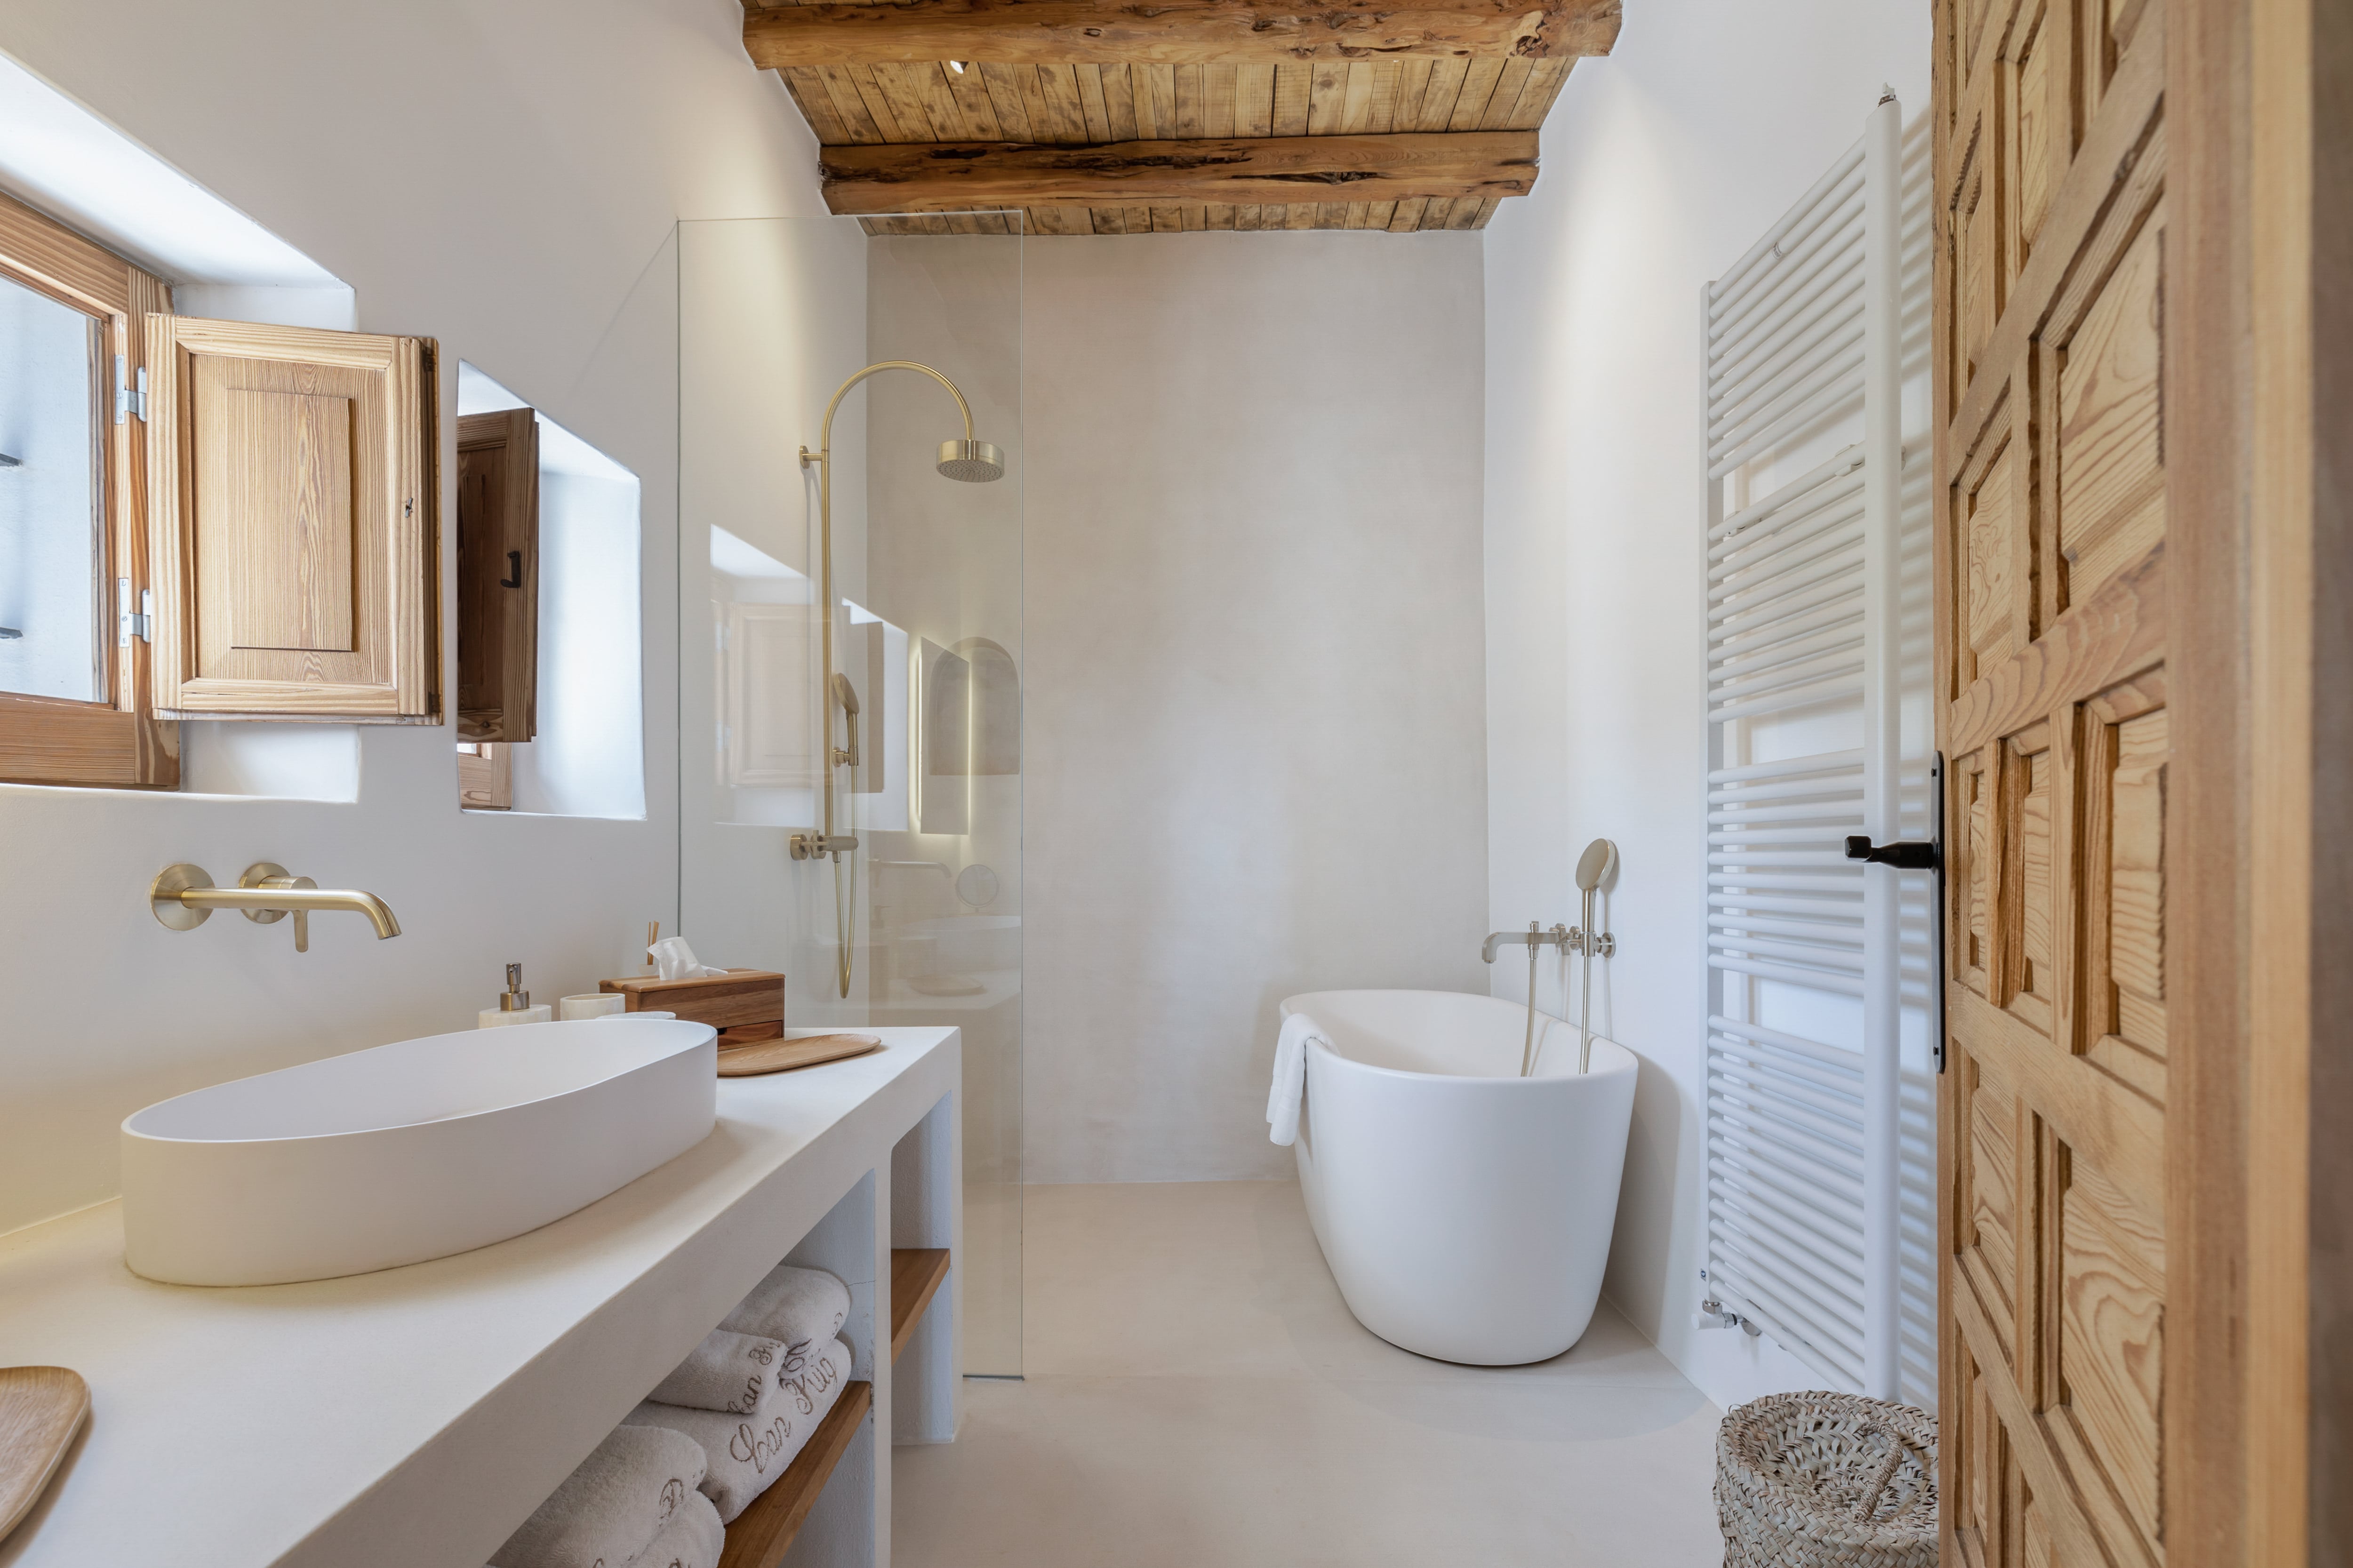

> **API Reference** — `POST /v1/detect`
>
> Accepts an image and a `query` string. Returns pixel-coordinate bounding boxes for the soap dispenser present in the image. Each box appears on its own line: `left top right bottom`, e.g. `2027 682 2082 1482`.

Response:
480 963 552 1029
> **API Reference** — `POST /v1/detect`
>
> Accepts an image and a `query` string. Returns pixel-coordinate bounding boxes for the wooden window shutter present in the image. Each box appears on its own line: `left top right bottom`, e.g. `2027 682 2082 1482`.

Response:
455 408 539 742
145 317 439 720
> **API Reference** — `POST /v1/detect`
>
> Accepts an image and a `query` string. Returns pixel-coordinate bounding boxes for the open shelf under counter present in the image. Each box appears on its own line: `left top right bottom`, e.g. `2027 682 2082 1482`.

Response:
888 1248 951 1363
0 1026 961 1568
718 1380 874 1568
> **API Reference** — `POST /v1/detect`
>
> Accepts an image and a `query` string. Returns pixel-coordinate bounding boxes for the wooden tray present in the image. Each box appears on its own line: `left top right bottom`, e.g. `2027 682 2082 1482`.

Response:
0 1367 88 1545
715 1033 882 1077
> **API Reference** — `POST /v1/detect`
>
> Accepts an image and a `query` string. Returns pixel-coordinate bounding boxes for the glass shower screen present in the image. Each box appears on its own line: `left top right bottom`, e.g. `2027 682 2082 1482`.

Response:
678 214 1024 1376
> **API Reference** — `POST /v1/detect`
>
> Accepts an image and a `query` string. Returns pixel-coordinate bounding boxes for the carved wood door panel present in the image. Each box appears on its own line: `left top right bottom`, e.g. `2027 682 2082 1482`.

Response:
1933 0 2176 1563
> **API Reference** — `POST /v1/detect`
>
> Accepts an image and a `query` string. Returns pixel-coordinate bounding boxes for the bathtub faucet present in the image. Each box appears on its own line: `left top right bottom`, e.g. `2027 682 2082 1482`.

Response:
1485 922 1574 1079
1482 923 1571 963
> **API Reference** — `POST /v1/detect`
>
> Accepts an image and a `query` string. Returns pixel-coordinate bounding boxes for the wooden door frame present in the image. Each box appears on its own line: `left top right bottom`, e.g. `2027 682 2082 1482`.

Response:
2294 0 2353 1547
2170 0 2256 1560
2144 0 2336 1560
2245 0 2352 1560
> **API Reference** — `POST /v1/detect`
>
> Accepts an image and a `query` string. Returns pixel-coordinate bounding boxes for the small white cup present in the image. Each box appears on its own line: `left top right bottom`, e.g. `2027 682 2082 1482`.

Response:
559 993 626 1021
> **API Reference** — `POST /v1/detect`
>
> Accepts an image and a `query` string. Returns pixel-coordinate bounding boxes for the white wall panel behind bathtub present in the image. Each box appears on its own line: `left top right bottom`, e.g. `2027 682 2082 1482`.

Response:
1481 0 1930 1413
1023 231 1491 1184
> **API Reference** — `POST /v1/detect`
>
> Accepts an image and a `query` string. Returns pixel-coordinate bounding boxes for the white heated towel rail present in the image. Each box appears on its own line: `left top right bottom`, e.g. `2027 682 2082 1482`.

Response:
1701 96 1921 1402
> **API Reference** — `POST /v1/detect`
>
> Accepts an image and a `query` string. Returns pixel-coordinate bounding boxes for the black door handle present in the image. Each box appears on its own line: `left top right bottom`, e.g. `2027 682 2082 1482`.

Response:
1845 835 1939 871
1844 760 1949 1072
500 550 524 589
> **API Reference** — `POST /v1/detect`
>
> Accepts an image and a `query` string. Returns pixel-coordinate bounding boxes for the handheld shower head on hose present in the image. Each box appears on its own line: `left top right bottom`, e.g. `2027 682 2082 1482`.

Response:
1573 839 1619 1073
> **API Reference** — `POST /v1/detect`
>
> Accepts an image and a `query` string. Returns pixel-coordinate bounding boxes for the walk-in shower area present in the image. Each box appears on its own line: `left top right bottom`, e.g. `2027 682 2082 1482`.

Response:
678 216 1025 1376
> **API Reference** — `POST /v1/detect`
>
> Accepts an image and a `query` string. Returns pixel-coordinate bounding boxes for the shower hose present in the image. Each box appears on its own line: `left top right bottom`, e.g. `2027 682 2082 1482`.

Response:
832 749 859 999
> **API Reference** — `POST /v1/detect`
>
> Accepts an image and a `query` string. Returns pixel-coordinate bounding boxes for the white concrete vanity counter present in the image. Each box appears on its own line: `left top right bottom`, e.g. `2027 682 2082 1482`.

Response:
0 1026 960 1568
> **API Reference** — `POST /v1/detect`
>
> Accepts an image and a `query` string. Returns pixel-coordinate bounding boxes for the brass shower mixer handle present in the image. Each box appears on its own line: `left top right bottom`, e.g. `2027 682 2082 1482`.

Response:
789 832 860 862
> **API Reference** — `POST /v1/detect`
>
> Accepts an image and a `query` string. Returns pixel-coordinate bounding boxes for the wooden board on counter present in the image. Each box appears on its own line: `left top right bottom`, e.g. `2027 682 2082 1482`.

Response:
715 1034 882 1078
0 1368 88 1544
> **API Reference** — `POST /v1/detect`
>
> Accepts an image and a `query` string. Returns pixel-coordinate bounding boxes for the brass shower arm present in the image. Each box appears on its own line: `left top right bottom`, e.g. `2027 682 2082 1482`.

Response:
798 360 977 472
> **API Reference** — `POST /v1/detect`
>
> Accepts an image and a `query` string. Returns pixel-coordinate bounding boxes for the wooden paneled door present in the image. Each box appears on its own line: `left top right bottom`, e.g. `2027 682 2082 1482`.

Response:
1933 0 2326 1562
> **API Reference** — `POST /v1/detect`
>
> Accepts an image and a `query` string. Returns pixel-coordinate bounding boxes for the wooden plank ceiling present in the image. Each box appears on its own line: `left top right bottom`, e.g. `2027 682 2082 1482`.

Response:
742 0 1619 235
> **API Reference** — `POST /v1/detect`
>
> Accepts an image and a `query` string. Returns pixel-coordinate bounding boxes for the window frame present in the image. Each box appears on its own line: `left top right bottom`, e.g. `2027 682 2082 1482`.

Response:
0 190 175 788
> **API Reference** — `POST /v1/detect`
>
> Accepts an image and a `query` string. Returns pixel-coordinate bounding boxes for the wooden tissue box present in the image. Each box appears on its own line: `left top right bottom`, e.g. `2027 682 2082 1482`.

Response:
600 968 784 1047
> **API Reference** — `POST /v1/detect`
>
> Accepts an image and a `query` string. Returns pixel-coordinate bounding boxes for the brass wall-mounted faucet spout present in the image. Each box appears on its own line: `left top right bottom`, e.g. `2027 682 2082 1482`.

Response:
150 864 401 952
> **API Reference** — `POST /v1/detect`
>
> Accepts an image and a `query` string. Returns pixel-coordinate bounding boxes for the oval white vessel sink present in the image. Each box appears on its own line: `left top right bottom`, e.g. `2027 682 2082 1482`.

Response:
121 1018 717 1287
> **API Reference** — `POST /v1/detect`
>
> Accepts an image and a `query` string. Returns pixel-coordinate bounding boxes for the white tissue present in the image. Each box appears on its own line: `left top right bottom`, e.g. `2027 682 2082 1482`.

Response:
648 936 718 981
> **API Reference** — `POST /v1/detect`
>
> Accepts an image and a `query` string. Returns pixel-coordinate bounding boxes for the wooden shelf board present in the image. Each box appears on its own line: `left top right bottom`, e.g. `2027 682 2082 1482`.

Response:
716 1379 872 1568
888 1248 951 1364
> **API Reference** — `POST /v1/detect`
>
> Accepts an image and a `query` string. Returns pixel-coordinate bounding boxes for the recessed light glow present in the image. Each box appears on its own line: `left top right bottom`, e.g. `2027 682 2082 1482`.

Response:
948 60 967 73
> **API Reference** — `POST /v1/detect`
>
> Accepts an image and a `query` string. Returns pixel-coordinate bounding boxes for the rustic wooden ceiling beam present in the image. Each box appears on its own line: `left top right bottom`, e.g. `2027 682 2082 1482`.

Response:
746 0 1621 67
818 131 1538 213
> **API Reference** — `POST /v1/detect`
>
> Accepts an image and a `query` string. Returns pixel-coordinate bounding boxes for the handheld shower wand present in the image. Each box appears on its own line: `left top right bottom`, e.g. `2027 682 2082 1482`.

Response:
1570 840 1619 1074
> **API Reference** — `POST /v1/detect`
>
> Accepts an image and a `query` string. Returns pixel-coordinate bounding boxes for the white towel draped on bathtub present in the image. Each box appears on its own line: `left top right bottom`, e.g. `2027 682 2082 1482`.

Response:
1267 1012 1326 1146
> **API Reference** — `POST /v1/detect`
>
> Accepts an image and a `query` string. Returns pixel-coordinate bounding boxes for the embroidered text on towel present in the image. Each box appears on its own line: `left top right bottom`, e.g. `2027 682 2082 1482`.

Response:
729 1412 797 1473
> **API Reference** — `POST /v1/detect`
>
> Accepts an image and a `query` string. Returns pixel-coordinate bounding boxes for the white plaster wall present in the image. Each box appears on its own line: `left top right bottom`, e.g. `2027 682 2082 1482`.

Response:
0 0 840 1233
1480 1 1931 1410
1023 232 1491 1184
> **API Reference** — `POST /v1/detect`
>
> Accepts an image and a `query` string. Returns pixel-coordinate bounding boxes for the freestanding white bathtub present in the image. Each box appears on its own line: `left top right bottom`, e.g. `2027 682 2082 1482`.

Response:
1282 988 1638 1366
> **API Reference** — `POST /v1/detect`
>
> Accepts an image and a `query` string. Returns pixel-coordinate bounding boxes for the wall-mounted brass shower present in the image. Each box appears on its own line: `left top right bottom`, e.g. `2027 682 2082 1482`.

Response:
787 360 1005 997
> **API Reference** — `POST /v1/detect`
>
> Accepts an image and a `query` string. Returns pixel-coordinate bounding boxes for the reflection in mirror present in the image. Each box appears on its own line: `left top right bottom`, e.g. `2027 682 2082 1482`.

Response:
920 634 1020 835
918 638 969 835
456 408 539 748
711 525 816 824
452 363 644 819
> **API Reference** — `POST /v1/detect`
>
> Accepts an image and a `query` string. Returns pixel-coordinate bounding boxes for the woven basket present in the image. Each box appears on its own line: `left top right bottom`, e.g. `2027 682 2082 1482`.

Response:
1714 1392 1937 1568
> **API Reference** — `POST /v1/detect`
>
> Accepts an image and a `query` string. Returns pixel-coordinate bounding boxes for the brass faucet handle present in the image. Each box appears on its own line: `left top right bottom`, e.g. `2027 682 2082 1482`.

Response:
240 864 319 952
790 831 860 862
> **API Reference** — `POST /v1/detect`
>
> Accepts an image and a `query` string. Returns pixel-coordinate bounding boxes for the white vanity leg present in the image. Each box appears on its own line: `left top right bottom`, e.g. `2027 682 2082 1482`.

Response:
783 1171 879 1568
892 1090 961 1445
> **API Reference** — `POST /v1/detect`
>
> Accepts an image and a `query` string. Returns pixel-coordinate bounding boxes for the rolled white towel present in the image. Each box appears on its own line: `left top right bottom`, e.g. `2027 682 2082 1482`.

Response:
648 1328 786 1415
776 1329 853 1420
490 1424 707 1568
623 1337 855 1523
630 1488 725 1568
1266 1011 1325 1146
720 1264 850 1361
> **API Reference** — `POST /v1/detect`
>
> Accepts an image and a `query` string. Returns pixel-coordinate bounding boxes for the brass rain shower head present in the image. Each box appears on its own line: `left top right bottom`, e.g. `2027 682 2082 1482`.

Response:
937 438 1005 482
